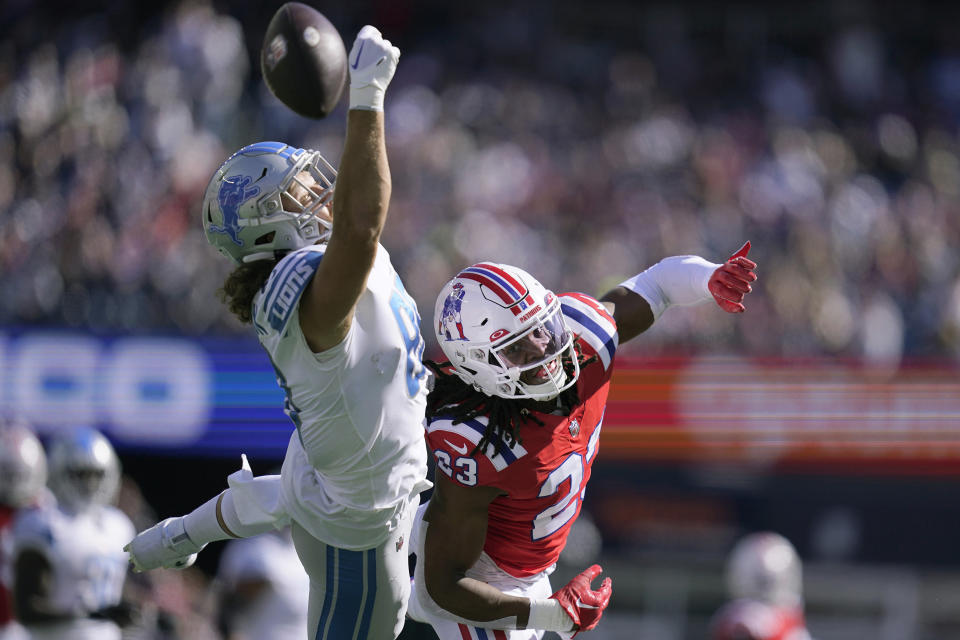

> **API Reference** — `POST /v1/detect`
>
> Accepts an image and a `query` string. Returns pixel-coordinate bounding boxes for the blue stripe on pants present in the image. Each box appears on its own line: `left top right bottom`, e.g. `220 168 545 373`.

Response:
315 547 378 640
355 548 378 639
315 546 336 640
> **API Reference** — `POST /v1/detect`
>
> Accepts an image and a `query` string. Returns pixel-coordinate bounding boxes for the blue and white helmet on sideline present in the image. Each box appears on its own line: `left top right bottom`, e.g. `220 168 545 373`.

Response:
47 427 121 512
202 141 336 264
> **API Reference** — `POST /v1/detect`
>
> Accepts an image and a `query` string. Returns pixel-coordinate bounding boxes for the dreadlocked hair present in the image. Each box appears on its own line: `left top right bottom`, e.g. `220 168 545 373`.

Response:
426 338 599 459
219 259 278 324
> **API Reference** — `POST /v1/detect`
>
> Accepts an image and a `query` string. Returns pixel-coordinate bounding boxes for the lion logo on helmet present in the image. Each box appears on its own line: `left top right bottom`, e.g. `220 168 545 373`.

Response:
439 283 468 341
209 174 261 246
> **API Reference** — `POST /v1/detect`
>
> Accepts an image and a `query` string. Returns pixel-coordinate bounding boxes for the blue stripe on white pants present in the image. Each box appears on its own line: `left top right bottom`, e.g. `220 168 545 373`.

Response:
315 547 378 640
291 495 417 639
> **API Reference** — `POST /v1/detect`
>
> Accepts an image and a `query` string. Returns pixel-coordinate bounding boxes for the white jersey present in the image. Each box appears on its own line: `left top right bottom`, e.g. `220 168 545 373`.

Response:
11 504 134 640
253 243 431 549
217 529 309 640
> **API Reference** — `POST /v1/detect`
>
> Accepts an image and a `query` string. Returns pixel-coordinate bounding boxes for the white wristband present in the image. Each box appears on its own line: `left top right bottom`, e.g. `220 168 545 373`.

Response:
619 255 719 320
349 85 385 111
527 598 575 632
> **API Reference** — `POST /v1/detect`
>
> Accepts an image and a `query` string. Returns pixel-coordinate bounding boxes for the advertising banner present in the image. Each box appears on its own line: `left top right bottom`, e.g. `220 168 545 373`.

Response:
3 330 958 470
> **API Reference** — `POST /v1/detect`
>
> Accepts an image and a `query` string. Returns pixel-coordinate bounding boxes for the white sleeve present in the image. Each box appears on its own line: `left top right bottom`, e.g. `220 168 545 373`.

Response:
618 255 719 320
253 246 326 336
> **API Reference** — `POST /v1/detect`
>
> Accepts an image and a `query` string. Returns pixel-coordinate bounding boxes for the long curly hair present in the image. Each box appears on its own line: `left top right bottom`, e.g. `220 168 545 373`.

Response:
219 260 278 324
425 339 597 458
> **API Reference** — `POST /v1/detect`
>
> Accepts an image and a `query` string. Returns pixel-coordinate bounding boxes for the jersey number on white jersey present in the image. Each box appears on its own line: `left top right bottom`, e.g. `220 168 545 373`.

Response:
388 274 426 398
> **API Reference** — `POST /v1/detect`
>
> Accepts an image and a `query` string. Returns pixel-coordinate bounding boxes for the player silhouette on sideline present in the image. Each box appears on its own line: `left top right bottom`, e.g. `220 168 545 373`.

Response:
12 428 135 640
711 532 812 640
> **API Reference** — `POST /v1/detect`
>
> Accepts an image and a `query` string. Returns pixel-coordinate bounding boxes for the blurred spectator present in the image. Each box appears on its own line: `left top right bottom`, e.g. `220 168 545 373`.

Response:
214 526 309 640
0 0 957 367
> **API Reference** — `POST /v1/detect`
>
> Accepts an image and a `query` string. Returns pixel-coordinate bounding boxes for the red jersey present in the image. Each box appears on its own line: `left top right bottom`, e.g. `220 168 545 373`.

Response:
426 292 618 578
710 599 810 640
1 505 15 625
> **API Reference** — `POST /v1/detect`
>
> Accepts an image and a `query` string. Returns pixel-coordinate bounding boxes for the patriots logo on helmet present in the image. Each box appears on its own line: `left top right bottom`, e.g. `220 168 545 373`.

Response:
396 534 404 552
439 283 468 341
209 175 261 246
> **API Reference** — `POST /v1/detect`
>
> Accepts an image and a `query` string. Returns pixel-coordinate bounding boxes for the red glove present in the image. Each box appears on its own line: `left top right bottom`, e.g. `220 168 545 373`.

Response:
551 564 613 633
708 241 758 313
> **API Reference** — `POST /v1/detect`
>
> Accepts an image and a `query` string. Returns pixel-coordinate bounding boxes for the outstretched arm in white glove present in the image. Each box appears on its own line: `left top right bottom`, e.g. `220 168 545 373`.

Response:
601 241 759 343
348 25 400 111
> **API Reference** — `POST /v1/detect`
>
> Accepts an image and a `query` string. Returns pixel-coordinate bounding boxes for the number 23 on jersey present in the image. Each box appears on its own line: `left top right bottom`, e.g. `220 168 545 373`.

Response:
433 418 602 541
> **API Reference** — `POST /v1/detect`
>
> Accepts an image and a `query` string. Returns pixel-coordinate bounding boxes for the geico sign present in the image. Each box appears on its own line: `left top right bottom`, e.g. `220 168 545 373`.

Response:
1 332 211 444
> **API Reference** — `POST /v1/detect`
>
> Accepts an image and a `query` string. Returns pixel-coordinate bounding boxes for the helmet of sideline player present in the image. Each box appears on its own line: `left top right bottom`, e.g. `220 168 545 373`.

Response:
202 141 336 265
47 427 121 512
434 262 579 401
0 420 47 508
726 531 803 608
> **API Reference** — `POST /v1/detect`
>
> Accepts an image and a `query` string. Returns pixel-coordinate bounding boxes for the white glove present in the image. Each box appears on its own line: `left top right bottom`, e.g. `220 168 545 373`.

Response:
348 25 400 111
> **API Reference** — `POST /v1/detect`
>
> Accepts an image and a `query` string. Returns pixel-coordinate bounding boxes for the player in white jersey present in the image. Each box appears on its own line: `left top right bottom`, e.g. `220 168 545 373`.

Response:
216 527 309 640
11 427 135 640
125 25 431 640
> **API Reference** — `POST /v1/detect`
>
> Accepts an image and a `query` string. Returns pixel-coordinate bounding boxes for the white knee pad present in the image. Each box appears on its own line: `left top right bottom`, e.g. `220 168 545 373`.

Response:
224 454 290 532
182 455 289 545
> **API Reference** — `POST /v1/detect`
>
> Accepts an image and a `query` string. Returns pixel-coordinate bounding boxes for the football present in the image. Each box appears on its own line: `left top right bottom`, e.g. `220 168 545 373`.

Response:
260 3 348 119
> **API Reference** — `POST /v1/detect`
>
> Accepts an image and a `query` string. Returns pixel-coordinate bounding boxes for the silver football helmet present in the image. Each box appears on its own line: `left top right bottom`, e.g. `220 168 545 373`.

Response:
434 262 579 400
202 141 336 264
0 420 47 508
726 531 803 607
47 427 121 512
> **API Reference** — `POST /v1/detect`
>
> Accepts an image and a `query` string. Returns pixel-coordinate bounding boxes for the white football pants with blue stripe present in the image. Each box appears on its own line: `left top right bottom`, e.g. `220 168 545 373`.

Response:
292 494 418 640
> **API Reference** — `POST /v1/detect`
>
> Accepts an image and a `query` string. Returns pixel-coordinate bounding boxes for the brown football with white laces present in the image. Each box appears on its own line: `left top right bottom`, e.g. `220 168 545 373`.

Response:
261 3 347 119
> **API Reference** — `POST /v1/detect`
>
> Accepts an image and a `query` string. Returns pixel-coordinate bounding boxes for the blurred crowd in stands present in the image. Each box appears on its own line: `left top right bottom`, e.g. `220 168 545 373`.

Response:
2 0 959 365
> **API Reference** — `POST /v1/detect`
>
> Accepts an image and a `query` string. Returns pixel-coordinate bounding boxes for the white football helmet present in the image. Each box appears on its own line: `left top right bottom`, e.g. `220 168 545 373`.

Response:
434 262 579 400
726 532 803 608
202 141 336 264
0 420 47 508
47 427 121 512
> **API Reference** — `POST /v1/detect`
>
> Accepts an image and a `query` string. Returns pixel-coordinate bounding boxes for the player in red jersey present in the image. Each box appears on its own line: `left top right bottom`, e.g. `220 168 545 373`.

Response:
408 245 758 639
0 420 50 640
710 532 812 640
